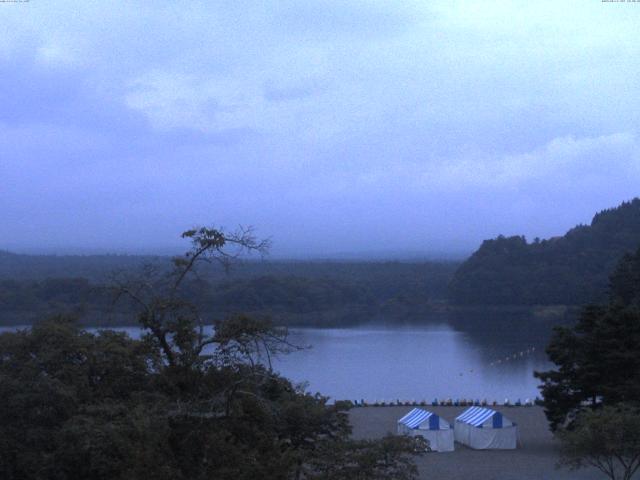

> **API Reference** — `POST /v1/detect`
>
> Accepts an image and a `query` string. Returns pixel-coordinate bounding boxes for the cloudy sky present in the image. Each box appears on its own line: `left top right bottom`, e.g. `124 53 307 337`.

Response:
1 1 639 257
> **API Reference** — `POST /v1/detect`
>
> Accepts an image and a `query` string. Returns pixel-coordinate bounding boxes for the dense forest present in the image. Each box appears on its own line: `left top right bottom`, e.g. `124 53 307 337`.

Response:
0 255 458 327
533 245 640 479
4 198 640 325
536 244 640 430
449 198 640 305
0 228 419 480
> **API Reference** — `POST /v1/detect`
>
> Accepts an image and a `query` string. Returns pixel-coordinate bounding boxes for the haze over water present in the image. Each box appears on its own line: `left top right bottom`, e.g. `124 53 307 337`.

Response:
275 325 550 402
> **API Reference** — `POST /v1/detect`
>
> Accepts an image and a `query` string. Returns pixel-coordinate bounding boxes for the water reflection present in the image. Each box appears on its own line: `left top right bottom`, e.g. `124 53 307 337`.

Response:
274 324 552 402
0 322 553 402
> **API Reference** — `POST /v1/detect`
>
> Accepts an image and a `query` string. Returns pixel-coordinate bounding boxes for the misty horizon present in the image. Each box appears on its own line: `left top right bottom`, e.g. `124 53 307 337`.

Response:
1 243 469 261
1 195 633 260
2 2 639 258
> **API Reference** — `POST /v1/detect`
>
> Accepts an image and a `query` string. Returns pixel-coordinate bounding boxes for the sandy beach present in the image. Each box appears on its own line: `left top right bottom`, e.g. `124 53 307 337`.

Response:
349 406 603 480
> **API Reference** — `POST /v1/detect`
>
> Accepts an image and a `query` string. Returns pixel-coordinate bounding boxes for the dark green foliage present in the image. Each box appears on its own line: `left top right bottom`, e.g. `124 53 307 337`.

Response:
557 404 640 480
0 227 418 479
0 262 457 327
0 316 417 480
535 305 640 430
0 278 106 311
449 198 640 305
535 247 640 430
609 247 640 308
209 275 372 314
0 318 170 480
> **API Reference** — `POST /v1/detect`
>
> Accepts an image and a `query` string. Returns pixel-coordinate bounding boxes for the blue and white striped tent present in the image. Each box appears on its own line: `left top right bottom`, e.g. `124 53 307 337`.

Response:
456 406 508 428
454 407 517 449
397 408 454 452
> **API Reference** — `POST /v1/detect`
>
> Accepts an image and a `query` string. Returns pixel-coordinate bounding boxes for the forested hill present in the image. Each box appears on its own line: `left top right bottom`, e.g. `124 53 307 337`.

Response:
448 198 640 305
0 254 458 327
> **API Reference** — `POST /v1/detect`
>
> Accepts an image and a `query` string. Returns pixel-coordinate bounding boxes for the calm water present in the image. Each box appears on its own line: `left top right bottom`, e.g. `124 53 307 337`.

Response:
275 325 550 403
0 323 551 403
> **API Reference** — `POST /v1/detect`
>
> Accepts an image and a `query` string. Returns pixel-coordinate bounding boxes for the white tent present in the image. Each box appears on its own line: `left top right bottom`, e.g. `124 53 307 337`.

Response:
454 406 517 449
397 408 454 452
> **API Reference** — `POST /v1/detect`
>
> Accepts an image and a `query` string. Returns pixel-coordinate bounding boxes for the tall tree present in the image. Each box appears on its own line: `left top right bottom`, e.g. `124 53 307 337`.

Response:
535 246 640 430
110 226 271 370
0 227 418 480
535 305 640 430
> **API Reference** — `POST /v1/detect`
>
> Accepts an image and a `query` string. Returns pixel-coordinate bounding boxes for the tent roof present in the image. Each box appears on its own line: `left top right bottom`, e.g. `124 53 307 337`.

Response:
398 408 435 429
455 407 503 427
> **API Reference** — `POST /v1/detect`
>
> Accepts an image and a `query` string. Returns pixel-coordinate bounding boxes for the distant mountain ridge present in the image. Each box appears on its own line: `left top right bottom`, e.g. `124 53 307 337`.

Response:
448 198 640 305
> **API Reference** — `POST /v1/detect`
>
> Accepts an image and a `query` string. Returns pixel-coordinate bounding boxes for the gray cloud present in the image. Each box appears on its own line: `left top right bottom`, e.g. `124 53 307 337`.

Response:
1 1 639 256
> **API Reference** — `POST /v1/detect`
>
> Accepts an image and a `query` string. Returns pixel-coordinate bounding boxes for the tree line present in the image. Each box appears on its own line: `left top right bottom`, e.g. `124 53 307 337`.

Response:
0 262 457 327
536 245 640 479
449 198 640 305
0 227 419 480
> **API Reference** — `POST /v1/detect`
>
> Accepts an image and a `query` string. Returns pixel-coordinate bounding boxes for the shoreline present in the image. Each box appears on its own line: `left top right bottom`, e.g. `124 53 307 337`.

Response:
0 303 580 328
349 406 600 480
344 399 539 408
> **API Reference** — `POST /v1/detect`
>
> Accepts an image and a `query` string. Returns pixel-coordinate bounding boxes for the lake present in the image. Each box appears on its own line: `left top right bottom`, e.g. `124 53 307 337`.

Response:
1 323 551 403
275 325 550 403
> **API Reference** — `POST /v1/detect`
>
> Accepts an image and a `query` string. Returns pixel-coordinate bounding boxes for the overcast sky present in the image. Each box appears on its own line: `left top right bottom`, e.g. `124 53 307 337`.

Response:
1 1 639 258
